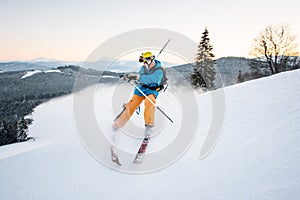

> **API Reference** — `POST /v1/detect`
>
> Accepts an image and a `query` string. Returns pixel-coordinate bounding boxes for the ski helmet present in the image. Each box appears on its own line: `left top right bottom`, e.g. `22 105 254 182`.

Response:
139 51 155 63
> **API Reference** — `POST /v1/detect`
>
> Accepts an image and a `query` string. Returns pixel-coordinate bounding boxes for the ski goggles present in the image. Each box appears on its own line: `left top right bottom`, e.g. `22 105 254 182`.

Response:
143 60 153 66
139 56 153 63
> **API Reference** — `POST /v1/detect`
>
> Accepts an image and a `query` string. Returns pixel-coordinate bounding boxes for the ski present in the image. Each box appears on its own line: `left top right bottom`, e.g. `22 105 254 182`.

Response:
133 136 150 164
110 146 121 166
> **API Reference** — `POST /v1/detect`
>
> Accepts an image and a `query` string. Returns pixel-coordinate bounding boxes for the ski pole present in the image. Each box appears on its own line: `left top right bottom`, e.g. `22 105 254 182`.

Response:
156 39 171 59
130 80 174 123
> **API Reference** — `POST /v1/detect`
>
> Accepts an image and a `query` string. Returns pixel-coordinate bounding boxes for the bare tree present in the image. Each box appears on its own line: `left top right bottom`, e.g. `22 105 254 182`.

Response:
250 24 299 74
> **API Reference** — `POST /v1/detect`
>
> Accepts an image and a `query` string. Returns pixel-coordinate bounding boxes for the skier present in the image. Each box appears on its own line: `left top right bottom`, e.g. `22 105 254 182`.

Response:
112 51 164 137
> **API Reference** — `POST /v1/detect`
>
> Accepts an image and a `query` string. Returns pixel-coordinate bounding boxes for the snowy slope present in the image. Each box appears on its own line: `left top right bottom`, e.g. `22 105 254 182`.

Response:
0 70 300 200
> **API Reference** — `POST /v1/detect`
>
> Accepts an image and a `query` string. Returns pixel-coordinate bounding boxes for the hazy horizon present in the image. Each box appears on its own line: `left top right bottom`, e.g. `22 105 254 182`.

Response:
1 0 299 62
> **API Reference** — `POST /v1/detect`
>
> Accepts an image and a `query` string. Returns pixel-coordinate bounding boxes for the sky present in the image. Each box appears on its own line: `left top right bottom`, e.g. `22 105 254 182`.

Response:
1 0 300 62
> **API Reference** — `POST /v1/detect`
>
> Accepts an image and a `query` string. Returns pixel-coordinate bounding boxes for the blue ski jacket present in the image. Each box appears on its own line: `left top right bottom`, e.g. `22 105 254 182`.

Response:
134 60 163 98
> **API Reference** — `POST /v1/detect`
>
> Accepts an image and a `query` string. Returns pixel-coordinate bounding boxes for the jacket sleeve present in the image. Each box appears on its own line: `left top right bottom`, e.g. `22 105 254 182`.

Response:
139 69 163 86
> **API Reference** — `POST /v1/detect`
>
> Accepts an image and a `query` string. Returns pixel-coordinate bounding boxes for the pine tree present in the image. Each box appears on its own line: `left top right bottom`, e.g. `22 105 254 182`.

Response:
0 120 9 146
16 117 28 142
191 28 216 90
235 70 245 83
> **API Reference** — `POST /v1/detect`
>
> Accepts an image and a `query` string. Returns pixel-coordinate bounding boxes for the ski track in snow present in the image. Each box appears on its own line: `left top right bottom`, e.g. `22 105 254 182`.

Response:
0 70 300 200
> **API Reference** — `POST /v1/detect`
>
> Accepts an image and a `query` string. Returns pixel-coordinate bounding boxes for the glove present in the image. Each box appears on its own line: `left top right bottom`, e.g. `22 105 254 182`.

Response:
122 73 140 82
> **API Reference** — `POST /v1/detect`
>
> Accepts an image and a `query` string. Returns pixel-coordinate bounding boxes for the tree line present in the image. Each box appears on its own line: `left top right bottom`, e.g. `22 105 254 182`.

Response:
191 24 300 89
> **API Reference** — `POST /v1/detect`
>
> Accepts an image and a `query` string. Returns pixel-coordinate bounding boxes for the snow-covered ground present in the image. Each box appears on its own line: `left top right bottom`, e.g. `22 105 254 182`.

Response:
21 70 42 79
0 70 300 200
21 69 62 79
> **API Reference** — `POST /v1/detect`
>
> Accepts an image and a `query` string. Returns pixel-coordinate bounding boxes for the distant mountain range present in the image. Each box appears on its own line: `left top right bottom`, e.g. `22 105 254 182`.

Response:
0 57 176 73
1 56 273 87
